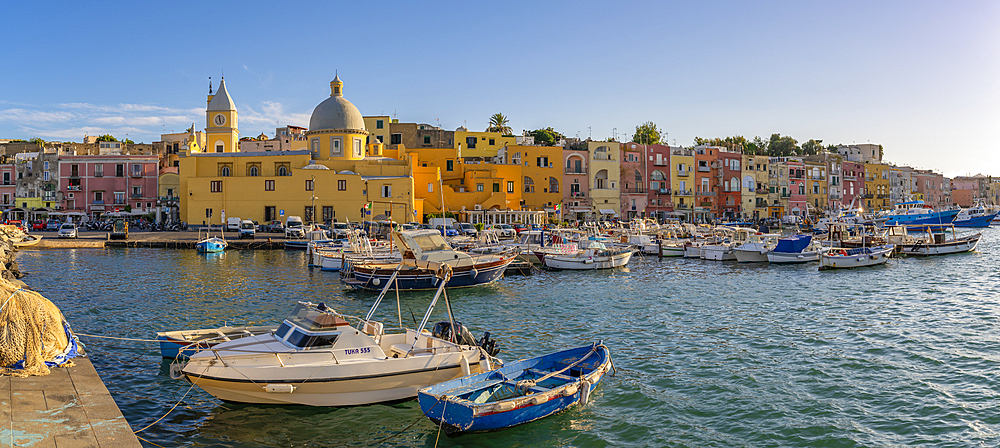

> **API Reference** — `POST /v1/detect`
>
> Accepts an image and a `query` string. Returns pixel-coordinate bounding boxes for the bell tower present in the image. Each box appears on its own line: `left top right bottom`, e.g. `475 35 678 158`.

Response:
205 77 239 153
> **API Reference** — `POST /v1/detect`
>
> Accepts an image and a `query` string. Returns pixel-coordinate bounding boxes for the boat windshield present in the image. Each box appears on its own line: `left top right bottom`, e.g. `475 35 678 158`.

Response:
411 233 451 252
283 303 350 331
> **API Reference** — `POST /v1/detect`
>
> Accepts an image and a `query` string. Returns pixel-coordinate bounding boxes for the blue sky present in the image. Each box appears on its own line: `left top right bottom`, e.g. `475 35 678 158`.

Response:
2 1 998 177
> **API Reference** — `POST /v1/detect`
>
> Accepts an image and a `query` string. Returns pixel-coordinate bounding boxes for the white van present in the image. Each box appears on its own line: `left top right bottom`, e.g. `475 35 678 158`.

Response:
226 217 242 232
238 220 256 239
285 216 305 238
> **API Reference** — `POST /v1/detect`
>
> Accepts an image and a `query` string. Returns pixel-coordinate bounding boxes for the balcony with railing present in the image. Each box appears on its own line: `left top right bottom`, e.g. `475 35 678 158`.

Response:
700 201 714 207
780 192 791 198
676 203 691 210
93 200 104 205
676 170 690 177
697 166 711 172
564 169 587 175
131 194 143 199
655 188 671 195
66 185 81 191
674 189 693 196
756 188 769 194
130 170 143 178
696 191 716 196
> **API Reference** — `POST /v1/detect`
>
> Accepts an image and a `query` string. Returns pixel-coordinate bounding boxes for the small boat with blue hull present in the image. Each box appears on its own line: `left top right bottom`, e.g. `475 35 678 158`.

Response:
883 201 960 226
418 342 612 434
341 229 515 291
196 237 227 253
953 203 998 228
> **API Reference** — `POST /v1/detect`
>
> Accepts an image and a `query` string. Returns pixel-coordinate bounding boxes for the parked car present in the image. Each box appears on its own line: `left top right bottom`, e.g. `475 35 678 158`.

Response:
45 220 61 231
512 223 529 234
31 221 45 231
285 216 305 238
263 220 283 233
226 217 242 232
488 224 516 239
238 219 256 239
457 222 478 236
330 222 352 238
435 225 459 237
57 223 78 239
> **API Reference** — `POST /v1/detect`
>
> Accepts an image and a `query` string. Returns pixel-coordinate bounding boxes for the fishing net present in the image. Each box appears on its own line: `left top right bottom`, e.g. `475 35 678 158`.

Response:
0 282 81 377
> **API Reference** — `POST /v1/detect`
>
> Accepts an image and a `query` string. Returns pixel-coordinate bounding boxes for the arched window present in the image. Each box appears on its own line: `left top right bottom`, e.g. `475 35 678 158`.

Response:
743 175 754 192
220 166 231 177
651 170 666 180
512 152 522 165
595 169 609 189
730 177 739 192
277 166 289 177
594 146 610 160
549 177 559 193
635 169 643 182
248 166 259 177
523 176 535 193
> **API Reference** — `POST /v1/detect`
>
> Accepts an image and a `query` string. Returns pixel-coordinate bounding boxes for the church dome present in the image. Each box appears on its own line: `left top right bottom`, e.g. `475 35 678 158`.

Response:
308 75 366 133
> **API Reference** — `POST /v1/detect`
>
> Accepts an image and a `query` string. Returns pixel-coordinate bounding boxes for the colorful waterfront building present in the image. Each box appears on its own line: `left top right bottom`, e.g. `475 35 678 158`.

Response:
803 159 828 216
588 141 621 220
840 161 865 209
716 148 742 220
913 169 947 208
786 158 807 217
0 162 15 214
59 154 159 219
803 153 843 211
644 143 674 221
766 157 789 218
863 162 893 211
670 147 695 221
620 142 647 220
693 146 718 221
511 144 562 215
179 77 420 225
742 153 769 220
562 142 590 222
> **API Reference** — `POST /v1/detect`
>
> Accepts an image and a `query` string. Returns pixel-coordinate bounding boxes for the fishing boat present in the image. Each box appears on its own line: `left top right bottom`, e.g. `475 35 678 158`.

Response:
196 237 227 253
818 244 894 270
12 234 42 247
157 325 278 359
733 232 779 263
767 234 820 264
702 228 753 261
541 240 635 270
897 225 981 256
178 272 501 406
417 342 612 434
340 229 515 291
882 201 959 226
952 202 997 228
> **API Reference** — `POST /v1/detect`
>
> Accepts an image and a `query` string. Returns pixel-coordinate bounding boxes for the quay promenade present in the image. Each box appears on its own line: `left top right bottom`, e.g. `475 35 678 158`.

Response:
24 230 293 250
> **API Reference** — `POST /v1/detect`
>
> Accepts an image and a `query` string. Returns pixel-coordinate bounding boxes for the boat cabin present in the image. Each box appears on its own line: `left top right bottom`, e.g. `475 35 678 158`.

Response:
393 229 476 263
274 302 384 358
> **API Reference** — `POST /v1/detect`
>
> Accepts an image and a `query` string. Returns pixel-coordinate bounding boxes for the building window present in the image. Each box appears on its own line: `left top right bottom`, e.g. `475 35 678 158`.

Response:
219 166 231 177
446 160 454 171
322 206 333 222
306 179 314 191
43 171 50 181
132 186 141 197
265 180 275 191
381 185 392 198
338 180 347 191
304 206 314 222
493 183 500 193
248 165 259 177
477 183 484 192
216 144 224 153
353 139 362 157
423 135 431 145
330 137 342 156
466 136 477 149
489 139 495 145
376 120 384 129
206 208 213 218
311 138 320 157
277 165 289 176
391 134 402 145
211 181 222 192
94 191 103 202
115 164 124 177
427 183 433 193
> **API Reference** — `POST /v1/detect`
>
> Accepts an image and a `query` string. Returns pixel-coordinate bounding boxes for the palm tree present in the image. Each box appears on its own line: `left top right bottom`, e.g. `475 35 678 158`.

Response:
487 113 512 135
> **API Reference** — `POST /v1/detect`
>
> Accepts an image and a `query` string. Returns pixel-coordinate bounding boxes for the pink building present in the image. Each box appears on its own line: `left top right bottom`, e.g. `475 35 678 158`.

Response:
644 144 673 221
787 159 807 216
620 142 648 220
716 149 743 219
562 146 591 222
60 155 159 219
0 163 15 213
841 161 865 208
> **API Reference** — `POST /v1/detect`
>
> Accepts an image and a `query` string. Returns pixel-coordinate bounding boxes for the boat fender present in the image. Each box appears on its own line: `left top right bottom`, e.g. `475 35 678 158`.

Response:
169 363 184 380
373 278 381 286
579 379 591 405
470 268 478 278
562 384 579 396
460 356 471 377
265 384 296 393
479 356 492 372
857 257 864 262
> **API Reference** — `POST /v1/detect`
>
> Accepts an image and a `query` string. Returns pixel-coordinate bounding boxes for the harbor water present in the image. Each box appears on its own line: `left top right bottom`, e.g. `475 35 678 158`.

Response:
17 228 1000 447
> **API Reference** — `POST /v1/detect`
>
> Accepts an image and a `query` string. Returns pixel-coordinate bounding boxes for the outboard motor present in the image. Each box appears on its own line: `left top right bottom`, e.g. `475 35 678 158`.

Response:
479 331 500 357
432 321 478 346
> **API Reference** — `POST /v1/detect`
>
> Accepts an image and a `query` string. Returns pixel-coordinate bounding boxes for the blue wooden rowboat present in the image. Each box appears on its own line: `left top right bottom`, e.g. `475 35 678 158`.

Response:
196 237 227 253
417 342 612 434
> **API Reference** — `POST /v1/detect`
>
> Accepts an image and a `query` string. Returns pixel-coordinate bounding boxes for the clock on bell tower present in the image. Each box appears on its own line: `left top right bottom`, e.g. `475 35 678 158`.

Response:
205 77 239 153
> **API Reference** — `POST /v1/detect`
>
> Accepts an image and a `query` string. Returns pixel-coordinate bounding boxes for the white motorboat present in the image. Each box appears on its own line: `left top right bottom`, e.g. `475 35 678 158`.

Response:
897 225 981 256
179 279 499 406
542 240 635 270
767 234 821 264
702 228 754 261
733 233 780 263
819 244 894 270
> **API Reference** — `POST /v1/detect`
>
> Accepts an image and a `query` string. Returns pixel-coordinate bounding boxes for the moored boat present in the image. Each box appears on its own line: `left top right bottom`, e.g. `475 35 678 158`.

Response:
541 240 635 270
818 244 894 270
157 325 277 359
418 342 612 434
883 201 959 226
733 233 779 263
897 225 981 256
195 237 227 253
767 234 820 264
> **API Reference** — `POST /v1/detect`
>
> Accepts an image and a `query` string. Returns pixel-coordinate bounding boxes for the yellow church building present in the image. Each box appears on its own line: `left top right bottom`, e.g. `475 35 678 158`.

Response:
179 76 421 226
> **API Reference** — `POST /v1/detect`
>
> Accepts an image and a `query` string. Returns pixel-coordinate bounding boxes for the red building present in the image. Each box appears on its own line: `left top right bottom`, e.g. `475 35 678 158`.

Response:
841 161 865 208
620 143 648 220
716 148 743 220
60 155 159 219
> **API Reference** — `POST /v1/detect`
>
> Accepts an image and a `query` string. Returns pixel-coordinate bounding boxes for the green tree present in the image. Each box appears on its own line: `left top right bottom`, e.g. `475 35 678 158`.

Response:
692 135 749 152
486 113 512 135
801 139 823 155
530 127 565 146
123 138 134 145
767 134 799 157
28 137 45 147
95 134 117 142
632 121 661 145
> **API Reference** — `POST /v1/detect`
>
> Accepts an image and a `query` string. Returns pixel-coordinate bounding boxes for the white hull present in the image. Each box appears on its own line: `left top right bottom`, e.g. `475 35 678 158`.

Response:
543 251 634 270
733 248 769 263
767 251 819 264
660 245 685 257
702 245 736 261
641 244 660 255
683 245 704 258
182 331 486 406
899 236 979 256
819 246 893 270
